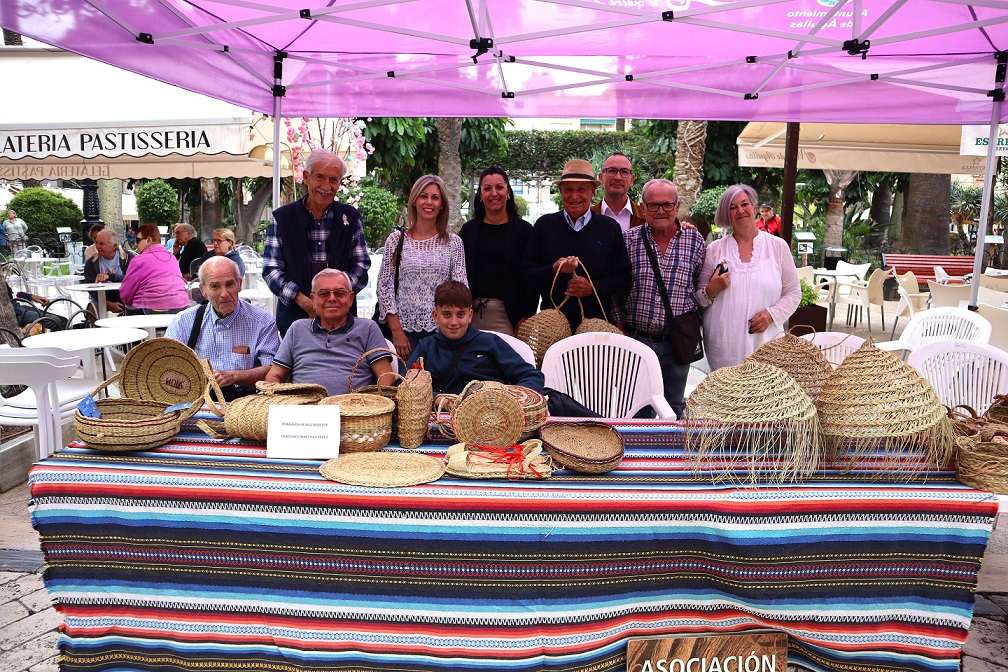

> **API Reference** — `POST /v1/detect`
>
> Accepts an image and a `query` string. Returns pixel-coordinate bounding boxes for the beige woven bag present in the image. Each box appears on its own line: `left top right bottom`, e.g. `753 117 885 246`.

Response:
198 381 328 441
396 358 433 449
516 267 572 367
572 265 622 336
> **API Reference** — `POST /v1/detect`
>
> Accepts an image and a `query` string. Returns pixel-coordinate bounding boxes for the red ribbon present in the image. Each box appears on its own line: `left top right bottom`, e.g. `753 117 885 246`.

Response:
470 444 544 480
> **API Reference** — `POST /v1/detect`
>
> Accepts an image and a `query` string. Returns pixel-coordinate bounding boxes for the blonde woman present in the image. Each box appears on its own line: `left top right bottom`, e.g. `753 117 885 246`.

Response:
195 228 246 278
377 175 467 358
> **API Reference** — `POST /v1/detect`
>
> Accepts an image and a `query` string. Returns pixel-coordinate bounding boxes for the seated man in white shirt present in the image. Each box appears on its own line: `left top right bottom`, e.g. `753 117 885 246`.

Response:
165 256 280 400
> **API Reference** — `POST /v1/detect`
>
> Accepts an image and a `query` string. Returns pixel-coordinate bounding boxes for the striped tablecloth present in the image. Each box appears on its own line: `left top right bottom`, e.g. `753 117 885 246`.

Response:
29 421 999 672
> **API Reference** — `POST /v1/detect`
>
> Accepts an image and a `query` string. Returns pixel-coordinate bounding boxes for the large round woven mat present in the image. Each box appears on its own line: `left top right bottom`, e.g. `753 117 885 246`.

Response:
747 331 831 400
320 451 445 487
451 388 525 447
119 337 206 407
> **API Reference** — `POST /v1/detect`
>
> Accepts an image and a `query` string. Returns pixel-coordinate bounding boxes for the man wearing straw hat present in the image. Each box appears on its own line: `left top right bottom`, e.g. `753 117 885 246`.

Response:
521 158 632 332
166 256 280 400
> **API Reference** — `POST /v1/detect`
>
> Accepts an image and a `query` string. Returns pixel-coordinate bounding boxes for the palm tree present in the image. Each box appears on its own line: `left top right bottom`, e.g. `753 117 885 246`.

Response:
672 121 707 216
901 174 952 254
436 118 463 233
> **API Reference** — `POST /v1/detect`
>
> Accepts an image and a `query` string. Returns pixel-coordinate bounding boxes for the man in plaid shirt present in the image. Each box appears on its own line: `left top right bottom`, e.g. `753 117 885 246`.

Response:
617 178 706 418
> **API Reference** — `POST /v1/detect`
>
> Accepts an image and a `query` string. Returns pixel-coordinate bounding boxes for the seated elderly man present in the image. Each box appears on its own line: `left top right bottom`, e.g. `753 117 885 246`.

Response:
166 256 280 400
83 228 135 315
266 269 394 395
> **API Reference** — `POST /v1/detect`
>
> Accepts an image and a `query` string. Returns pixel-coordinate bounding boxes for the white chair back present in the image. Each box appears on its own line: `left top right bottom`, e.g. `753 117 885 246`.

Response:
979 273 1008 292
926 280 971 308
541 332 675 419
899 307 992 350
908 339 1008 415
800 331 866 368
977 303 1008 353
486 331 536 367
0 348 82 459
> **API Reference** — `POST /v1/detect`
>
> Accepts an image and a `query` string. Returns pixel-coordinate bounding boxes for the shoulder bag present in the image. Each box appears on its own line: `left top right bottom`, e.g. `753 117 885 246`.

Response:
641 231 704 365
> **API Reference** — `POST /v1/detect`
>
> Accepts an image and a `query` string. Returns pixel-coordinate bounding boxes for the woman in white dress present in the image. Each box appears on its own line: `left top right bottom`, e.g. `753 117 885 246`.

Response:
696 184 800 370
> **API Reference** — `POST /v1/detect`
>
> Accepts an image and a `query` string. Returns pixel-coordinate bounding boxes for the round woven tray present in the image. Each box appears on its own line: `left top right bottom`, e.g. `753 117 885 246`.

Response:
451 387 525 447
118 337 206 412
540 421 624 473
320 451 445 487
75 398 183 452
320 393 396 452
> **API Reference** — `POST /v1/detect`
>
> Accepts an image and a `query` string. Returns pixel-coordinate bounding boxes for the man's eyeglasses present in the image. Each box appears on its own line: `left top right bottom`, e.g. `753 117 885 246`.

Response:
643 201 679 213
314 289 352 300
601 167 633 177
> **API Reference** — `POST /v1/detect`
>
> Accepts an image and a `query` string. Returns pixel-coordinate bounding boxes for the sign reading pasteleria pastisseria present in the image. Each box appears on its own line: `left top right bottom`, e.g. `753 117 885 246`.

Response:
627 631 787 672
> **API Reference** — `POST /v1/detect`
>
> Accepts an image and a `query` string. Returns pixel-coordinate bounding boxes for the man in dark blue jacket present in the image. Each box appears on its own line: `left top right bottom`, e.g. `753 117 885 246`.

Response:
407 281 544 396
263 149 371 336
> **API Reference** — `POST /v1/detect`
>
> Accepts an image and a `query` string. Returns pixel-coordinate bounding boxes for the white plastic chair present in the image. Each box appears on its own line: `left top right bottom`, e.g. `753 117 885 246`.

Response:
889 271 930 339
979 274 1008 292
486 331 536 367
933 265 965 285
877 307 992 358
540 332 675 419
908 339 1008 416
836 267 889 332
977 303 1008 352
800 331 866 368
926 280 971 308
384 338 403 375
0 347 85 459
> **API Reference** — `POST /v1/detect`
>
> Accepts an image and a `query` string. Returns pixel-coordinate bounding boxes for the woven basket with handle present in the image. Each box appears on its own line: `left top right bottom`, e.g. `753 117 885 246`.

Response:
571 264 622 336
319 393 395 452
516 267 572 367
396 358 433 449
198 381 328 441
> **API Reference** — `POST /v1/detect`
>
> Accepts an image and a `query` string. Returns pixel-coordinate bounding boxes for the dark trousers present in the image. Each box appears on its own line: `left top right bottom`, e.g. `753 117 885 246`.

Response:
625 331 689 419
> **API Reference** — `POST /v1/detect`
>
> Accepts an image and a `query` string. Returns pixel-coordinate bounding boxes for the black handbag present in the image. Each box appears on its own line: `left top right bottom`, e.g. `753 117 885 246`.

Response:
641 230 704 365
372 227 405 340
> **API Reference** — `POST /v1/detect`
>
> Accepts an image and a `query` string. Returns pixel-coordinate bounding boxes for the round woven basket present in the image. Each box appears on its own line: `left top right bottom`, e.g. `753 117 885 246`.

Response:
682 359 821 485
516 268 572 367
198 381 328 441
956 428 1008 494
572 265 622 336
986 394 1008 424
440 381 548 441
117 338 207 419
747 330 832 400
450 387 526 448
75 398 183 452
320 450 445 487
320 393 395 452
540 421 624 473
816 342 955 476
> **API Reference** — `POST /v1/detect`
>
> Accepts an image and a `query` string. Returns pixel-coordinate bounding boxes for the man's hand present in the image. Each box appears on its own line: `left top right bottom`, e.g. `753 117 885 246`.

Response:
32 295 50 306
295 292 317 318
552 256 579 274
95 272 109 283
565 275 593 298
107 301 124 314
214 369 241 387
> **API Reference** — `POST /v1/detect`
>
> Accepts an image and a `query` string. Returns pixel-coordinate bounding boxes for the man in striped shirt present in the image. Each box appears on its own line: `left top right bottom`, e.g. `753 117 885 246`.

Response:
617 178 706 418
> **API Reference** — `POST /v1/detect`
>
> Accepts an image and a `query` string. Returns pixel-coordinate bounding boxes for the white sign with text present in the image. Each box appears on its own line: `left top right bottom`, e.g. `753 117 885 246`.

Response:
265 405 341 460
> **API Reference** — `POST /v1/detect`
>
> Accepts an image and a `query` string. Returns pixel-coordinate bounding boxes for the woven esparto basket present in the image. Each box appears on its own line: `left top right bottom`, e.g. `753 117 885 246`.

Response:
116 337 207 419
320 451 445 488
198 381 328 441
572 264 622 336
436 381 548 441
986 394 1008 424
956 427 1008 494
516 267 572 367
396 358 433 449
682 359 822 485
444 439 552 480
75 398 184 452
320 393 395 452
540 421 624 473
348 347 406 399
747 329 832 400
444 386 526 448
816 341 955 477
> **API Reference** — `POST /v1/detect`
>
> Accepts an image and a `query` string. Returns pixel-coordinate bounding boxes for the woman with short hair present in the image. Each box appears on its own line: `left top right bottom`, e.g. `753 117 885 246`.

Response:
119 223 190 313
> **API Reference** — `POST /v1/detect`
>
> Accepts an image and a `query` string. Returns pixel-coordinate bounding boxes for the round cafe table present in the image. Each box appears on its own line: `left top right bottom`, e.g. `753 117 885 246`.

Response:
96 314 176 340
23 327 148 380
62 282 123 320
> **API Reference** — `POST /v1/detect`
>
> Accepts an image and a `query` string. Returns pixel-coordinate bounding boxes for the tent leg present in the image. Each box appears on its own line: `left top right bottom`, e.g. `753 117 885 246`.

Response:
969 82 1005 309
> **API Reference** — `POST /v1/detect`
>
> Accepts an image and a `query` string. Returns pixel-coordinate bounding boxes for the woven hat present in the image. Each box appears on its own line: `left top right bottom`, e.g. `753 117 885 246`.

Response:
118 337 207 413
320 451 445 488
540 421 623 473
816 342 955 476
747 331 832 400
320 393 395 452
682 359 822 485
444 440 553 480
558 158 601 187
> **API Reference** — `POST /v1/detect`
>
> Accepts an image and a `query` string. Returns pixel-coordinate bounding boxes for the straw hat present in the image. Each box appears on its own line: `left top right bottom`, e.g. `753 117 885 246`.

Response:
558 159 601 187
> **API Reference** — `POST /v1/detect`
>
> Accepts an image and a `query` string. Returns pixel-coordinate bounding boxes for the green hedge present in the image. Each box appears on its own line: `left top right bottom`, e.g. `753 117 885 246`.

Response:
5 187 83 237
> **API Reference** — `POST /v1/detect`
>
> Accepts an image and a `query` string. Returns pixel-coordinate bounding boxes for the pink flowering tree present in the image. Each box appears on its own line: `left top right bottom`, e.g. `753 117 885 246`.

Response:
283 117 374 208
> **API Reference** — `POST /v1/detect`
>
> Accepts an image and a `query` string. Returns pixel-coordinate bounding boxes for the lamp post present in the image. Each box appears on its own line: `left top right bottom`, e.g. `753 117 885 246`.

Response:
79 179 103 264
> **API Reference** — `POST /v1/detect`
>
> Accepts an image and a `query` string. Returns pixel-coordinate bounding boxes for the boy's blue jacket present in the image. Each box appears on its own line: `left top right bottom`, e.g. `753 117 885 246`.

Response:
406 325 545 396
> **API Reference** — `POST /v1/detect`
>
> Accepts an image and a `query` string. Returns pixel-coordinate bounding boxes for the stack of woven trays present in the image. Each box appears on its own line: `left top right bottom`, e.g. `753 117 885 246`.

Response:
75 338 208 452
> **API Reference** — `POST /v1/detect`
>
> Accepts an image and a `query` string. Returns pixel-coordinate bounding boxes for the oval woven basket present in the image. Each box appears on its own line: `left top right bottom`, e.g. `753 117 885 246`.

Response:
956 428 1008 494
540 421 624 474
198 381 328 441
516 267 572 367
75 398 183 452
320 393 396 452
572 264 622 336
320 451 445 488
747 330 832 400
117 338 207 417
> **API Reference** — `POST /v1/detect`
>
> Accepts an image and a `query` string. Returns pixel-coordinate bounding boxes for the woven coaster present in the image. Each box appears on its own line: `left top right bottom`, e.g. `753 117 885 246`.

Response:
320 451 445 487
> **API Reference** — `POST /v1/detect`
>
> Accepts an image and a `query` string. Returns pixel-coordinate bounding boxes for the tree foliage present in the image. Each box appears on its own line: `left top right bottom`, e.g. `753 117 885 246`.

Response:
135 179 181 228
349 182 403 249
495 129 623 184
6 187 83 236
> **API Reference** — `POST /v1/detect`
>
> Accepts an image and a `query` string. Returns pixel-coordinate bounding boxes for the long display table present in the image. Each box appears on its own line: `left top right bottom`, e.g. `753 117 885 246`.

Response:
29 421 998 672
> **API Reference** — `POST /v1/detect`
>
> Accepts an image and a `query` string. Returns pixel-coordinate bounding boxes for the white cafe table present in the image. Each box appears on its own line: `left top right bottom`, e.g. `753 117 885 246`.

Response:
96 314 176 340
813 268 861 330
62 282 123 319
23 327 148 380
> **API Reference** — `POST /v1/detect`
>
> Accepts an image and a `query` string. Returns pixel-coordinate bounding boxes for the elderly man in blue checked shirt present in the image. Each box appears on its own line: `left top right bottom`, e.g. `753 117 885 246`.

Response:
614 178 706 419
166 256 280 401
263 148 371 337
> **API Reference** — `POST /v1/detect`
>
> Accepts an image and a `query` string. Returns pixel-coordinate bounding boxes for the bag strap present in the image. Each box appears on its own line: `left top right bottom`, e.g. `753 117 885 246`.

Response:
392 227 406 297
438 339 474 394
572 263 610 322
641 230 678 329
548 265 571 311
187 301 210 350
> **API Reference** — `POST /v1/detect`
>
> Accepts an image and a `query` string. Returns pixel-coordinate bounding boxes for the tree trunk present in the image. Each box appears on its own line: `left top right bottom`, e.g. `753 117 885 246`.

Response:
869 175 892 245
200 178 221 239
901 174 951 254
97 179 125 240
673 120 707 217
823 170 856 250
436 117 464 233
232 178 274 246
3 30 22 46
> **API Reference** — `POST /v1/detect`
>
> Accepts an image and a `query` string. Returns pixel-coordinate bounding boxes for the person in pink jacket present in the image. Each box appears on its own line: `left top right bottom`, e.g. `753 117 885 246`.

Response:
119 222 190 314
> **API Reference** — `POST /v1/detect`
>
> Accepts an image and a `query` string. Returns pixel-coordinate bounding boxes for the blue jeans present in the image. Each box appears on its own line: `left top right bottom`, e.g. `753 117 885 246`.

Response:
626 331 689 419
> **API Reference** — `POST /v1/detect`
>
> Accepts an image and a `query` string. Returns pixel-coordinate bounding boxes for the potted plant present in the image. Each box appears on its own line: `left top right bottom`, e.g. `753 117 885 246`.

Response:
788 279 828 336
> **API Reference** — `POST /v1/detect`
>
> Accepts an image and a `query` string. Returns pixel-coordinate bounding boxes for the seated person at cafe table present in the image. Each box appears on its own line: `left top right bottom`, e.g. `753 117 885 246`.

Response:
82 228 135 315
265 269 395 395
119 222 190 314
166 256 280 401
407 280 544 396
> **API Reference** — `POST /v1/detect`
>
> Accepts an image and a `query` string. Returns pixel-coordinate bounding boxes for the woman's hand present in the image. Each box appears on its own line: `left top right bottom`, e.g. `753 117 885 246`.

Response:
706 269 730 297
748 309 774 334
392 328 411 359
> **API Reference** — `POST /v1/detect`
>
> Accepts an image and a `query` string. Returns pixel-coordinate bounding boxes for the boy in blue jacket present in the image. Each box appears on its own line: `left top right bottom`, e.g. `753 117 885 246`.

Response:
406 281 544 396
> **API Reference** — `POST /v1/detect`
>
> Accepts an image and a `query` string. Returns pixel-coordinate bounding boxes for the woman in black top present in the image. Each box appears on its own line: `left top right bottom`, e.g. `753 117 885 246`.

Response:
458 166 536 335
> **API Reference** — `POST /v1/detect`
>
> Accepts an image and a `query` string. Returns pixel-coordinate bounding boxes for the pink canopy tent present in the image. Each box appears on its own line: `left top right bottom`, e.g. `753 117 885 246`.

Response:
2 0 1008 301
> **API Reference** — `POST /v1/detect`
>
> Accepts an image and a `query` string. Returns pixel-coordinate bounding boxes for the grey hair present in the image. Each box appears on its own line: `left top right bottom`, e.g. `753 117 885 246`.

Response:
93 228 119 244
174 223 197 236
303 149 347 178
641 178 678 203
311 268 352 293
198 255 240 285
714 184 759 230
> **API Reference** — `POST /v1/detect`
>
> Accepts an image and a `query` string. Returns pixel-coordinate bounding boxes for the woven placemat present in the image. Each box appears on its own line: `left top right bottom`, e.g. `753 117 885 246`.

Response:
320 451 445 487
